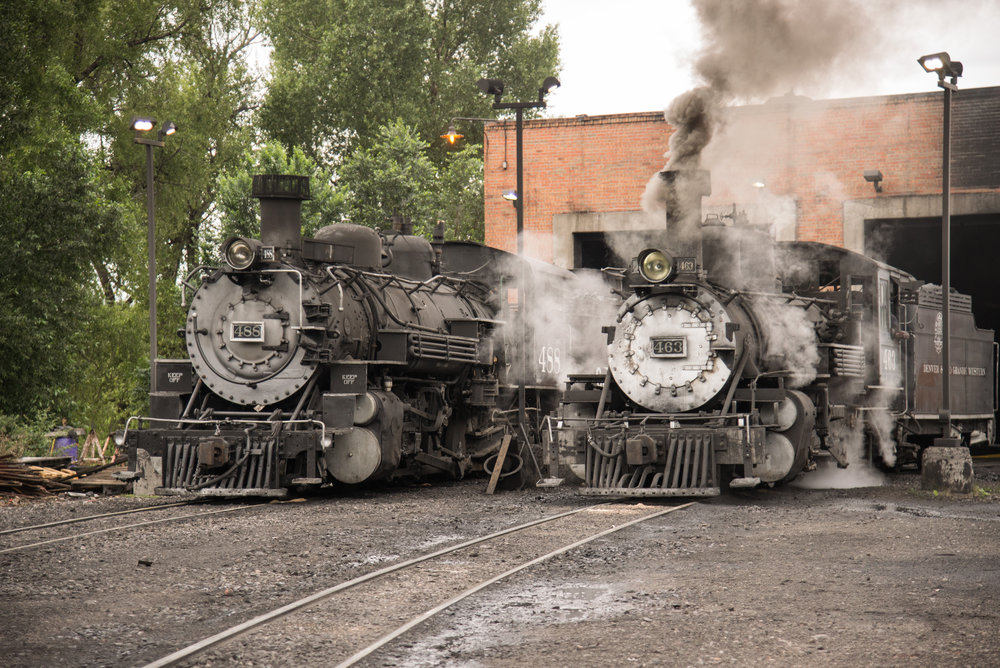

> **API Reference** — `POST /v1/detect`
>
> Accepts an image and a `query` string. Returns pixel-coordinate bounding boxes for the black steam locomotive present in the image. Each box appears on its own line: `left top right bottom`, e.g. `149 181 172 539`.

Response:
549 169 996 496
121 175 586 497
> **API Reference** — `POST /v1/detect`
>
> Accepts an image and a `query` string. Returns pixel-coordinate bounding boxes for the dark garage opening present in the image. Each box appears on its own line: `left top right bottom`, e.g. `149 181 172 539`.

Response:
865 214 1000 344
574 230 665 270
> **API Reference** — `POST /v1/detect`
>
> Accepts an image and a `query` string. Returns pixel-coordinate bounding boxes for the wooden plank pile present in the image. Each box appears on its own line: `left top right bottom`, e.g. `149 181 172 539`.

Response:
0 455 74 496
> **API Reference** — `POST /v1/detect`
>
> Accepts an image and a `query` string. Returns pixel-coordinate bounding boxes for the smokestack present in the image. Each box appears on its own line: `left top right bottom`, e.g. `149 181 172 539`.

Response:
658 169 711 271
390 213 414 236
252 174 310 251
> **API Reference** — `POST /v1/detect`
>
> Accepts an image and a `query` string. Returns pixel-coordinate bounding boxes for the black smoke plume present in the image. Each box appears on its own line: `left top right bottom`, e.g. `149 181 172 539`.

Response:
642 0 877 216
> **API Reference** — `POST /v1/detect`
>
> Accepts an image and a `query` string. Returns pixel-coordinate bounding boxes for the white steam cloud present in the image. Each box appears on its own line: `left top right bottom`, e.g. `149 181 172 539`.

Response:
498 237 619 387
755 297 820 388
793 419 888 489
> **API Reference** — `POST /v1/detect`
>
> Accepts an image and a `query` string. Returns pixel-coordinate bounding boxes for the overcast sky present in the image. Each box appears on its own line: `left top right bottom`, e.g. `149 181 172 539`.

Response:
539 0 1000 117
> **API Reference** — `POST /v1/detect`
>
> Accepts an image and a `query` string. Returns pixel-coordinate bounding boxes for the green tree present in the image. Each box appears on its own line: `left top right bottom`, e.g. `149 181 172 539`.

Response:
338 120 484 241
259 0 560 161
0 0 264 433
0 133 129 418
432 142 485 242
339 120 438 231
68 301 151 436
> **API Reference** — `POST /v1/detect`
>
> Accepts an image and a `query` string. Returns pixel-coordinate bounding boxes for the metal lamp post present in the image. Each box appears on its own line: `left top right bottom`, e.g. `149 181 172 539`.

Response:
131 117 177 394
476 76 560 434
917 52 962 444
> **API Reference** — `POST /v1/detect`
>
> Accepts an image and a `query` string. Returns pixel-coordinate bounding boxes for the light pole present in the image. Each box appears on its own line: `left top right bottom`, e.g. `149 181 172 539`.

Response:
476 76 560 435
917 52 962 444
131 116 177 394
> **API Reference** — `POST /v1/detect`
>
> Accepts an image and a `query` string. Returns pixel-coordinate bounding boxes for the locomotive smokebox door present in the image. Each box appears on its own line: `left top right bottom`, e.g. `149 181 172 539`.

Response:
198 437 231 469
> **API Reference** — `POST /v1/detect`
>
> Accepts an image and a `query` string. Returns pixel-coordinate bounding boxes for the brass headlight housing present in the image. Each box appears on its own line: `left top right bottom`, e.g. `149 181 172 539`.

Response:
637 248 674 283
221 237 260 270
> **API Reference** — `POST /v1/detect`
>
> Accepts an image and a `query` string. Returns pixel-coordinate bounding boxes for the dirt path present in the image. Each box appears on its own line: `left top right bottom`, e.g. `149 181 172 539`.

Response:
1 474 998 667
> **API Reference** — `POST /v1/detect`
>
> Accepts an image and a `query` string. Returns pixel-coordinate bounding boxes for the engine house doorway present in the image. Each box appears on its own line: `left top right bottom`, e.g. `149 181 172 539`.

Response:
864 214 1000 343
866 214 1000 440
573 230 664 270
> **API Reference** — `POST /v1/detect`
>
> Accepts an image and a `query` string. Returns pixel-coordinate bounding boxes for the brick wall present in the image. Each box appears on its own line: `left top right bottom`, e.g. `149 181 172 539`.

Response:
484 86 1000 262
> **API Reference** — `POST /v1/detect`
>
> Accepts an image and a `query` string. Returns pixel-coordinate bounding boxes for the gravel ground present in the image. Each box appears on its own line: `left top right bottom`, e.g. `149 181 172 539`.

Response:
1 468 999 667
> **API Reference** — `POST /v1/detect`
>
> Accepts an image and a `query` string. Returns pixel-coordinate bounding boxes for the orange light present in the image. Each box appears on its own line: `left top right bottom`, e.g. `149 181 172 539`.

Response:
440 122 463 145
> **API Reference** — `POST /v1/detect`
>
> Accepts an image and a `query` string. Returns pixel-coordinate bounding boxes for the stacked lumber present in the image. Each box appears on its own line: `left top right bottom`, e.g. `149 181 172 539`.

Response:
0 455 73 496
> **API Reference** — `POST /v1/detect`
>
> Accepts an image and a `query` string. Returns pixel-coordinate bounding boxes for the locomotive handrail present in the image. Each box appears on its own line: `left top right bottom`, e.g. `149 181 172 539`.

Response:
551 412 753 426
180 378 204 420
180 265 217 306
720 344 752 417
739 290 839 307
260 268 307 327
330 266 441 334
339 265 493 304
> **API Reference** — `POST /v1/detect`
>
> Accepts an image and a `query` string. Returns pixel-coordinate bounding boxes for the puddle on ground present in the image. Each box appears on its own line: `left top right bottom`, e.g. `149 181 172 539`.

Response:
382 579 638 666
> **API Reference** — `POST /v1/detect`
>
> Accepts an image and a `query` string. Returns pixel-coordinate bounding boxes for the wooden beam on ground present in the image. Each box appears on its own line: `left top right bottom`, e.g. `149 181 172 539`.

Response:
485 434 512 495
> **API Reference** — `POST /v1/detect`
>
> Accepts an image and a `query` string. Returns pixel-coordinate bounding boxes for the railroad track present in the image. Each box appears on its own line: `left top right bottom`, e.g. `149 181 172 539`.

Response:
973 453 1000 474
0 500 273 555
142 501 695 668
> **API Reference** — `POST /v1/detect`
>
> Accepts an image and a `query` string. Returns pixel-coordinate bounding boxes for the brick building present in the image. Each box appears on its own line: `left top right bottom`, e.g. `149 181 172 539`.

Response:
481 85 1000 334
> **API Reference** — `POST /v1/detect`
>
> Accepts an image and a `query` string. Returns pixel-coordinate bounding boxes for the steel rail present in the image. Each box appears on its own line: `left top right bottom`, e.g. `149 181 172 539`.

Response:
141 503 611 668
0 500 203 536
0 503 268 555
337 502 695 667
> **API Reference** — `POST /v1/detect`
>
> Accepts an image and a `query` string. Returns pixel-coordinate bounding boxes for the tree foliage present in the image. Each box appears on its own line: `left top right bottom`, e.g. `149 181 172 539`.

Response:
0 132 130 419
339 121 484 241
216 141 345 246
0 0 262 432
0 0 553 442
260 0 560 160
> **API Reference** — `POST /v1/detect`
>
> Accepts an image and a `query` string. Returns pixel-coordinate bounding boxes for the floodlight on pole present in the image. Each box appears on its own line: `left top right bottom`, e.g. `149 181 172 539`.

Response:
918 52 964 82
918 52 962 444
477 75 560 438
132 114 177 393
131 117 156 132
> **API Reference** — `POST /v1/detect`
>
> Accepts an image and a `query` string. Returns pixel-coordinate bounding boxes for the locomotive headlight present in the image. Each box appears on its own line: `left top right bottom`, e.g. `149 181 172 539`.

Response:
638 249 674 283
222 237 260 270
